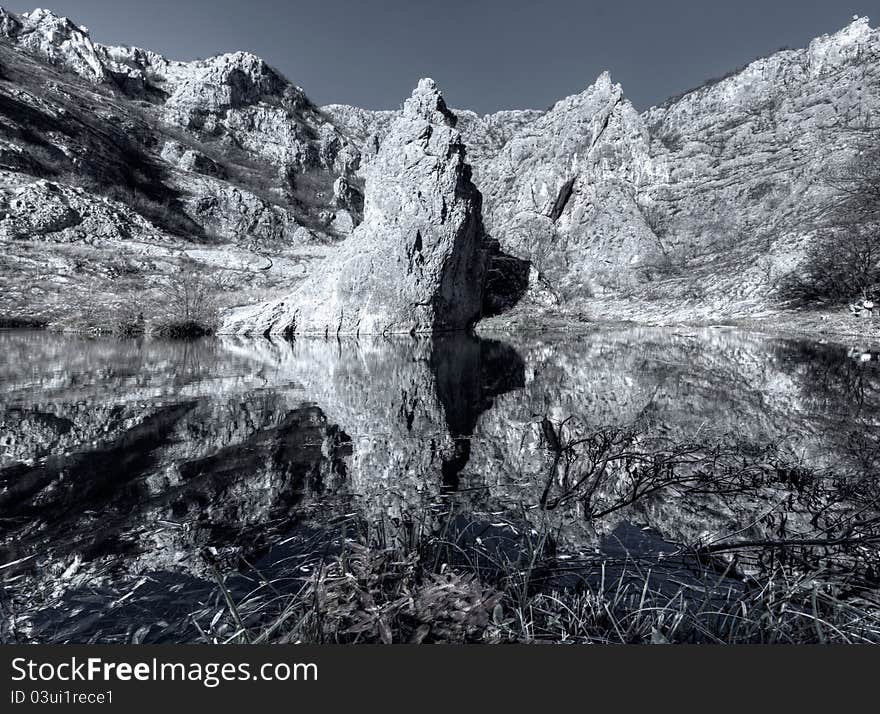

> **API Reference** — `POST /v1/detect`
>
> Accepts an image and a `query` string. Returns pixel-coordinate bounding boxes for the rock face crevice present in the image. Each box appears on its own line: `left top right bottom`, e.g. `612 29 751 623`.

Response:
222 79 488 336
481 239 533 317
549 177 576 221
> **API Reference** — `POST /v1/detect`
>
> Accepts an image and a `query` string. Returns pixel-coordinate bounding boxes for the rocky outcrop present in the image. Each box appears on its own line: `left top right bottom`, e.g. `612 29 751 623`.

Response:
177 174 314 246
0 6 375 327
453 108 545 175
156 51 364 234
319 104 395 159
325 103 543 172
0 178 163 243
478 72 665 302
223 79 488 335
325 75 663 304
1 7 879 330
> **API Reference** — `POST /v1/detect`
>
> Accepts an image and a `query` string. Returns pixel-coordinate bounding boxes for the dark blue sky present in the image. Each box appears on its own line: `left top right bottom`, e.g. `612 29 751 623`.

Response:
6 1 876 112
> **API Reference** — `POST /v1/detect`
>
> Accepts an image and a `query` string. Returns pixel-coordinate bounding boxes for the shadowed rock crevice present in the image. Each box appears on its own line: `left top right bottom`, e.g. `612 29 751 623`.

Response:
549 177 576 222
481 238 532 318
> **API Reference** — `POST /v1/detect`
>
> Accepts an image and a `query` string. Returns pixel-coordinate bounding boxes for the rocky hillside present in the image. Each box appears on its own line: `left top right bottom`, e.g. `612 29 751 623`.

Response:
326 17 880 327
0 8 364 241
0 7 365 331
0 7 877 333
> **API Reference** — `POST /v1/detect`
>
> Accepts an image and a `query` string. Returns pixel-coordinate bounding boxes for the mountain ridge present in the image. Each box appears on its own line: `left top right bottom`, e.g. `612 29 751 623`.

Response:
0 6 877 334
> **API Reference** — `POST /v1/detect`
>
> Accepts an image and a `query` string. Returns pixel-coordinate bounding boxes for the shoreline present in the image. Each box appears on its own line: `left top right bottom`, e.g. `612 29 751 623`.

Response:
476 303 880 348
4 308 880 348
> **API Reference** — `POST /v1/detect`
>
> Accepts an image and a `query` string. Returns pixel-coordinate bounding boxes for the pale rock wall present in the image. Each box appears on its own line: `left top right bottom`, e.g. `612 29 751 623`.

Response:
223 79 488 335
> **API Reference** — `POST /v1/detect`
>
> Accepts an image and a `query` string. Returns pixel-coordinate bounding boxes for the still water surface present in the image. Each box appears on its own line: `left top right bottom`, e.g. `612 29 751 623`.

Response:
1 327 878 641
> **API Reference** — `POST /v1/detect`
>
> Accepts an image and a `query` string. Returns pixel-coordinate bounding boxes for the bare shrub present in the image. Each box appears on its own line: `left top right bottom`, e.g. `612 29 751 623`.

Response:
779 223 880 305
151 260 226 337
779 144 880 306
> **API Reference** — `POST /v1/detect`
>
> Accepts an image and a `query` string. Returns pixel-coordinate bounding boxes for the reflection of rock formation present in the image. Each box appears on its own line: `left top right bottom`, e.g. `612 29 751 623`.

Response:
0 331 525 640
0 397 341 573
463 327 880 552
221 334 525 525
0 331 293 467
0 395 349 642
3 327 880 641
432 334 526 489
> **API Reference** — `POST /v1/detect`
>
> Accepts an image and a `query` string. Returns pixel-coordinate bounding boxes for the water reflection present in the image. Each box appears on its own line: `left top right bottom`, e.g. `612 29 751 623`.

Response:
1 327 879 642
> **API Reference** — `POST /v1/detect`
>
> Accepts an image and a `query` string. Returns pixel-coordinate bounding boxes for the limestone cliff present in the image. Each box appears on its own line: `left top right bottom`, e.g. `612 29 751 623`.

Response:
0 7 878 330
223 79 488 336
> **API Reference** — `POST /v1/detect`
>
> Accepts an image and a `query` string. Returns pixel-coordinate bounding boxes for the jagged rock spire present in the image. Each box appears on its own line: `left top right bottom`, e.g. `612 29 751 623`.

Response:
402 77 458 127
223 79 487 336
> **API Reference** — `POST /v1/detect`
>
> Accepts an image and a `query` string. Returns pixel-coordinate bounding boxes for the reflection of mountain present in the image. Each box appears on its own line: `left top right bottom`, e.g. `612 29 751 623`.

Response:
0 331 526 640
219 334 526 522
0 332 297 467
471 327 880 465
2 327 879 641
463 328 880 553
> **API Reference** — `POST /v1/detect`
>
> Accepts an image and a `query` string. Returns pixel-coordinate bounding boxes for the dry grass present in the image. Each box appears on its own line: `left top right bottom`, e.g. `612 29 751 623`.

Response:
196 539 500 645
194 423 880 645
0 240 298 337
497 566 880 644
197 536 880 645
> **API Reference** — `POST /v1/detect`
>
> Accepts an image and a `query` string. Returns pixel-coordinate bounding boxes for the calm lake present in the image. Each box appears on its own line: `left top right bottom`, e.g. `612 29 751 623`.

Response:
2 327 879 642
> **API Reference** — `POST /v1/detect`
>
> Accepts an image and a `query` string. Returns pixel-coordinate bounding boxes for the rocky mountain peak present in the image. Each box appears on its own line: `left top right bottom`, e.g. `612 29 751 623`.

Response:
161 50 301 116
402 77 457 127
587 69 614 94
0 8 313 109
0 6 106 80
20 7 88 35
0 3 369 261
0 5 21 34
192 50 279 84
815 15 873 49
550 70 619 112
807 15 875 75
